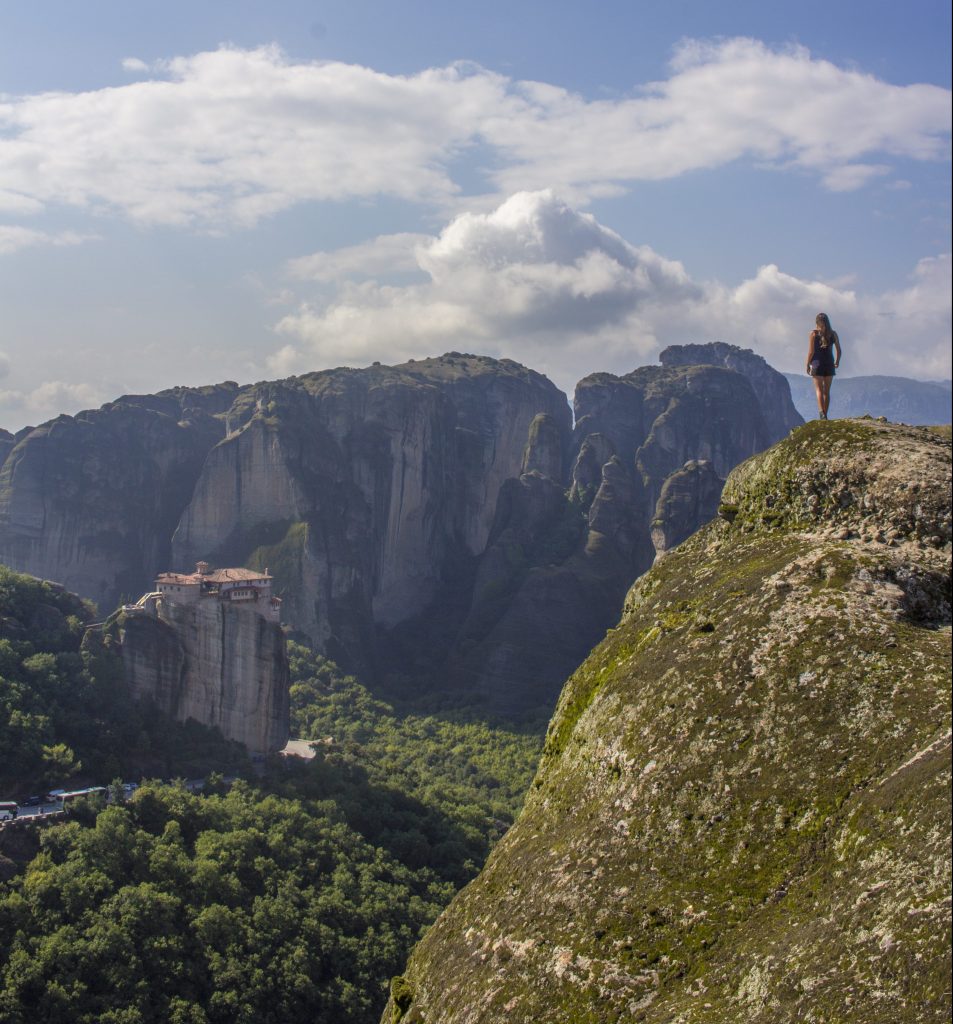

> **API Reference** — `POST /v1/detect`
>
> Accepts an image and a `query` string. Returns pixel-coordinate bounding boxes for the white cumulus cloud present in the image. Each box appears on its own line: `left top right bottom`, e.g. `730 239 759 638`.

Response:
0 380 108 428
270 191 952 392
480 38 951 199
271 191 699 379
0 46 506 228
0 40 947 231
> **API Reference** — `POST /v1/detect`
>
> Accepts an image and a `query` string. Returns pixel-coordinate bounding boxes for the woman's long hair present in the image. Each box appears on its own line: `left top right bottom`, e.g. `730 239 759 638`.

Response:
814 312 834 348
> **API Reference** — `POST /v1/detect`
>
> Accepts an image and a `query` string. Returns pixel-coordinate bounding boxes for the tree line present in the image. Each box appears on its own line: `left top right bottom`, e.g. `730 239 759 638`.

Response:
0 567 543 1022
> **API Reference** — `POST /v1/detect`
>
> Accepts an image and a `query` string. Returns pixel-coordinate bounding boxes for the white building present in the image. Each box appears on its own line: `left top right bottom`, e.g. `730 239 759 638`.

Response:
153 562 282 621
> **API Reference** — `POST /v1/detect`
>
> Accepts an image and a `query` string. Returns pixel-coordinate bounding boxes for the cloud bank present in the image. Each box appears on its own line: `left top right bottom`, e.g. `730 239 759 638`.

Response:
0 379 107 428
0 40 948 428
271 191 953 391
0 225 90 255
0 39 948 230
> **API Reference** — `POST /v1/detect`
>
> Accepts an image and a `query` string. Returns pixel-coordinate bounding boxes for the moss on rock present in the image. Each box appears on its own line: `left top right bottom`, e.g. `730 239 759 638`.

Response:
390 976 415 1022
380 419 952 1024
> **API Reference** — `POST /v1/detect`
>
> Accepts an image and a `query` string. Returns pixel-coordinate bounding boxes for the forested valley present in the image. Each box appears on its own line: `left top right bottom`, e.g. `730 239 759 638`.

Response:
0 567 543 1023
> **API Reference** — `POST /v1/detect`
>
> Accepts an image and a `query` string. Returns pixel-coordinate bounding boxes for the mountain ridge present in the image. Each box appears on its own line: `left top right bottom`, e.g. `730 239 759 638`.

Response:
2 347 802 714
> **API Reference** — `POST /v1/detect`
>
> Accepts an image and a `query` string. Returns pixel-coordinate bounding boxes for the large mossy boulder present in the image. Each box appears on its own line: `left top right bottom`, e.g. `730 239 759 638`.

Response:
381 418 952 1023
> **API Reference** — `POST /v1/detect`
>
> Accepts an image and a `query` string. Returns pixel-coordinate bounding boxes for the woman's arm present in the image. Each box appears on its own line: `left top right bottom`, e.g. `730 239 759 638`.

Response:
833 331 842 368
806 331 816 372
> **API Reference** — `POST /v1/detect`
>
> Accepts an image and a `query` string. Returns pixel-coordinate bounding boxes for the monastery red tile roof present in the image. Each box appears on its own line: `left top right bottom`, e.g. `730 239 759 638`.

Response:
205 568 271 583
156 568 271 585
156 572 202 585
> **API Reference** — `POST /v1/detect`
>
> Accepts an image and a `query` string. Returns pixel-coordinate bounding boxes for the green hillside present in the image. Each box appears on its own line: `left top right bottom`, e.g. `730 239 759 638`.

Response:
0 567 250 793
0 570 542 1023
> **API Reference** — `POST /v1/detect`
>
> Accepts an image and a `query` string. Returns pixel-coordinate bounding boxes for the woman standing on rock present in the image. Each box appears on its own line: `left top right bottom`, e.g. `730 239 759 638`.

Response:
806 312 841 419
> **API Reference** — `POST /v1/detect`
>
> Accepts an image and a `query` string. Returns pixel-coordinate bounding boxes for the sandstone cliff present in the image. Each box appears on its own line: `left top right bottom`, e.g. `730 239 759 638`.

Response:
660 342 804 443
1 351 802 713
382 418 952 1023
0 385 237 613
110 591 289 753
169 354 572 678
0 429 14 468
439 363 781 711
651 458 723 556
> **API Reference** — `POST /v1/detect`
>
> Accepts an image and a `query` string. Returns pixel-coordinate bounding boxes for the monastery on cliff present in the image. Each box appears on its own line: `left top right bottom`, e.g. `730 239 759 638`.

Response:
116 560 290 753
128 561 283 622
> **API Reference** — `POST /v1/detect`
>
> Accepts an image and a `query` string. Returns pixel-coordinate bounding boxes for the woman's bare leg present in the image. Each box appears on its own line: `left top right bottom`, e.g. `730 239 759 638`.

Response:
813 376 825 417
821 377 832 418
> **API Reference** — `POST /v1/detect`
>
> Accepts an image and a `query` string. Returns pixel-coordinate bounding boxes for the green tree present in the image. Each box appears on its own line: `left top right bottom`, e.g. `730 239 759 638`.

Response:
40 743 81 785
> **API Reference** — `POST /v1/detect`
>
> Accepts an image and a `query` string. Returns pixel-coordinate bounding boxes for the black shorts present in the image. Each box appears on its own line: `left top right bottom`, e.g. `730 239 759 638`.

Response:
811 355 836 377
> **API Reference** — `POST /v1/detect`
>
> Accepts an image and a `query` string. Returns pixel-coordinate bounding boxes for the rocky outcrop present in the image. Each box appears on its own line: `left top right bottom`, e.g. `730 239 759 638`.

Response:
0 357 570 680
520 413 566 479
0 429 14 467
575 364 772 492
112 592 289 753
382 419 952 1023
651 459 723 556
440 469 601 714
170 355 572 676
0 385 237 614
571 364 772 570
427 363 781 711
660 341 804 443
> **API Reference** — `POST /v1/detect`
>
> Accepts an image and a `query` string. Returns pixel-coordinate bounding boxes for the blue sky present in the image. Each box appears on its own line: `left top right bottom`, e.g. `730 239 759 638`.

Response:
1 0 950 430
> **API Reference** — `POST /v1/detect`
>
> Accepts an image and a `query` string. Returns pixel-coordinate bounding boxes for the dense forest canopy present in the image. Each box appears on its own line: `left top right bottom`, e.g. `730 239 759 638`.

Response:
0 568 543 1023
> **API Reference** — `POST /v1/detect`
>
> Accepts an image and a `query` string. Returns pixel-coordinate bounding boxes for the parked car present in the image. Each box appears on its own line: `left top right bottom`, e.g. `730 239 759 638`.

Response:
19 795 43 807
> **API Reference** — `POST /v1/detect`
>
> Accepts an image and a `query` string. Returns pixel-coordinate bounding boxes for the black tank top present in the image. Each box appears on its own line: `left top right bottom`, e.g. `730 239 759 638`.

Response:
812 332 836 373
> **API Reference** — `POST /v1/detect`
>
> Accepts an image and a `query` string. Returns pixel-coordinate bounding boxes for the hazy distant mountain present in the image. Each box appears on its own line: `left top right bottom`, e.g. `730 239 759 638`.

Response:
784 373 952 424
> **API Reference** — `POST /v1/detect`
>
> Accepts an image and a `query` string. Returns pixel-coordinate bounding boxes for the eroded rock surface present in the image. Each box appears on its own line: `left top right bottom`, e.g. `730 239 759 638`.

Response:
429 363 788 709
1 351 801 711
0 357 569 680
651 459 723 556
0 385 237 613
383 419 952 1023
170 355 572 678
0 429 14 467
569 363 773 575
660 341 804 443
111 593 289 754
